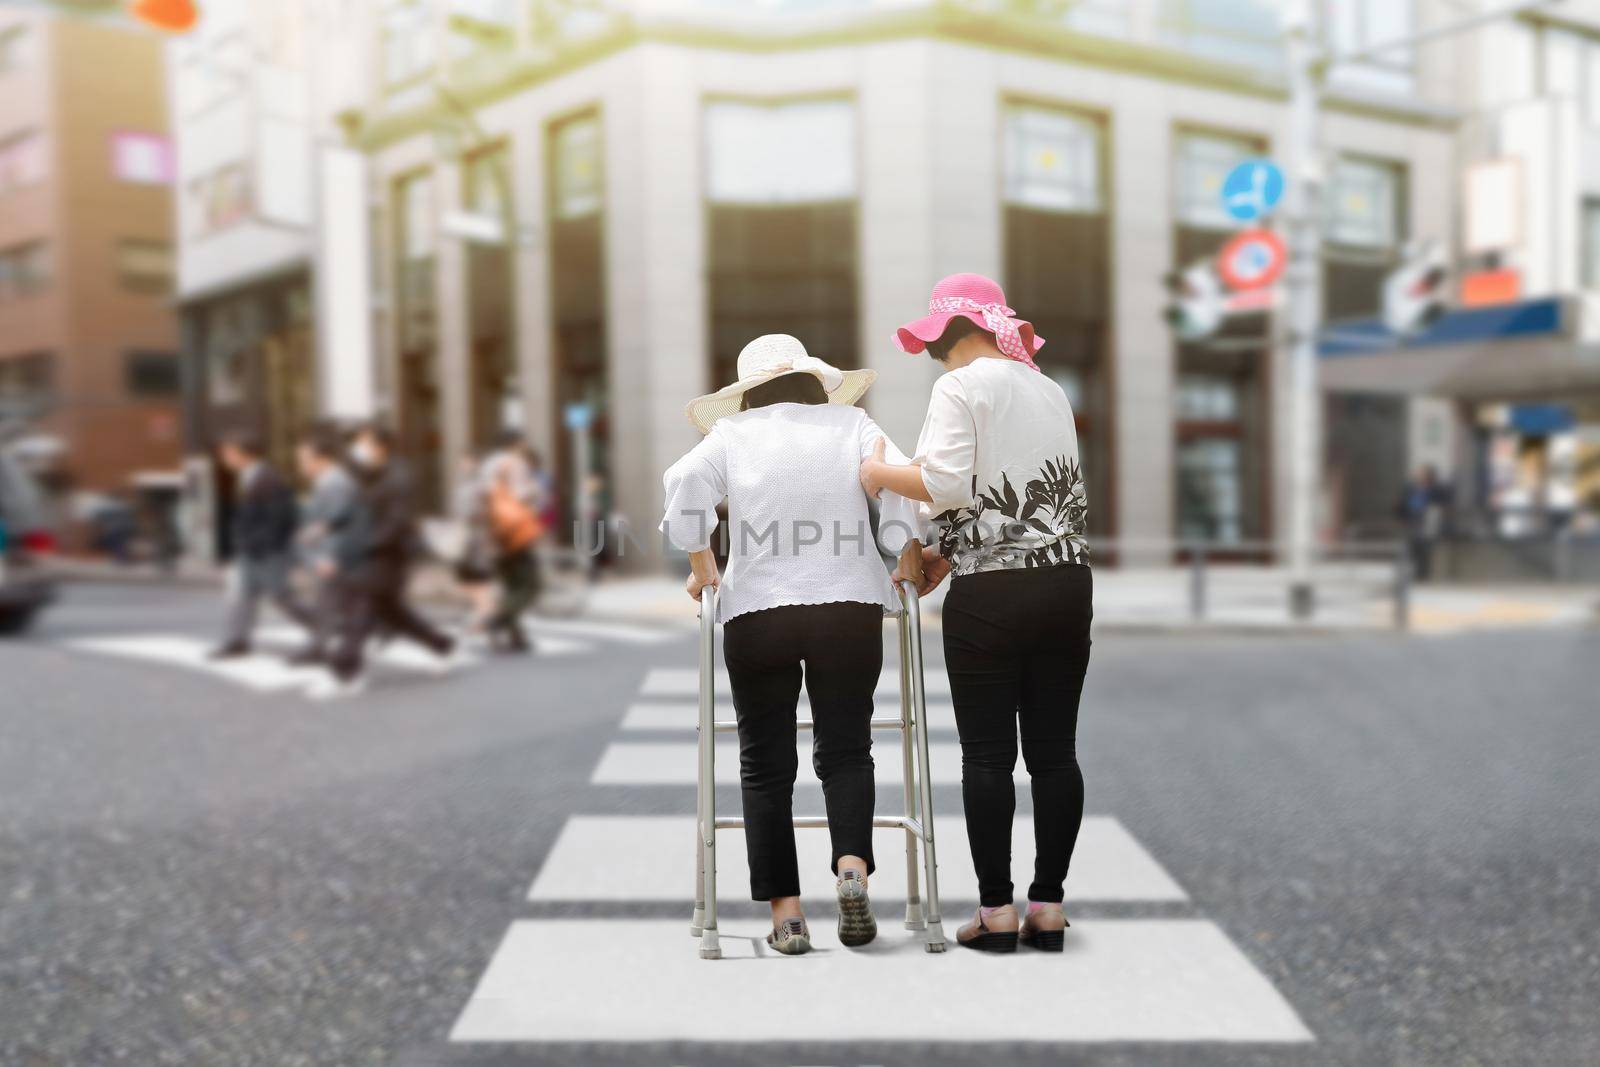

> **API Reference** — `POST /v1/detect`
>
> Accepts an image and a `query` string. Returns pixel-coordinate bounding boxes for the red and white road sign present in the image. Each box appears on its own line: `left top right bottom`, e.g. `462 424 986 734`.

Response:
1216 229 1287 291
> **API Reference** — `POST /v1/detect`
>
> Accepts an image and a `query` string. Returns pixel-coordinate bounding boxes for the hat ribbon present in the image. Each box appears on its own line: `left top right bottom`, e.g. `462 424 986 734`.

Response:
927 296 1039 371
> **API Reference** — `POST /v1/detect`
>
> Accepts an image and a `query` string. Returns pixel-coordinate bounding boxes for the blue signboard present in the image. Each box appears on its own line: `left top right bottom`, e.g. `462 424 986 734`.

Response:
1318 297 1566 357
1221 159 1285 222
564 402 593 431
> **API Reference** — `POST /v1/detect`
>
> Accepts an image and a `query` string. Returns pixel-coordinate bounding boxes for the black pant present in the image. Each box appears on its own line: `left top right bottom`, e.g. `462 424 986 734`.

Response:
942 563 1093 907
329 565 453 680
723 602 882 901
488 546 541 640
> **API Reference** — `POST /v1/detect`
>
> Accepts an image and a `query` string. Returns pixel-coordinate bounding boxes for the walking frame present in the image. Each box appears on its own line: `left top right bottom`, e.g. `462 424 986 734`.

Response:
687 541 948 958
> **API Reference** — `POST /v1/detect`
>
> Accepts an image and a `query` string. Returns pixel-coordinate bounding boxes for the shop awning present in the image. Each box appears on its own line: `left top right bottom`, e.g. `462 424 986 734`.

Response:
1317 296 1600 400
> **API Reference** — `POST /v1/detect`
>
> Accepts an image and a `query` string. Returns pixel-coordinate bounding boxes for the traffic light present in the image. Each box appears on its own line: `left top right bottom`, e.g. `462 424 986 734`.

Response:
1163 260 1225 342
1383 241 1449 337
128 0 197 32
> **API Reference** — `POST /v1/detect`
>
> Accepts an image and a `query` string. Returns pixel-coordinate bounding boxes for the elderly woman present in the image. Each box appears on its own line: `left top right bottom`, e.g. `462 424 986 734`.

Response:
660 334 905 956
862 273 1093 954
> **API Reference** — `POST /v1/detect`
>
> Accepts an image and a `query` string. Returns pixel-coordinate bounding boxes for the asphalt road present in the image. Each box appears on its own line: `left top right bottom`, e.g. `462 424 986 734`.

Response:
2 583 1597 1066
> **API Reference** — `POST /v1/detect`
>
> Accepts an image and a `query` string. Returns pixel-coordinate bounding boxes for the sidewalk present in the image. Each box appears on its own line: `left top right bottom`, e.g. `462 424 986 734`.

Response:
47 555 1598 635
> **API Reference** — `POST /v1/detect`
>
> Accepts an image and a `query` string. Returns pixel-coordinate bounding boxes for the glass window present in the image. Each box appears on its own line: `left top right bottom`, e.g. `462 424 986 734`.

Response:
1177 437 1244 544
382 0 436 87
0 25 36 76
1157 0 1282 70
117 240 174 294
1583 200 1600 289
398 171 436 260
125 351 182 397
1326 157 1401 249
705 98 855 204
1003 104 1103 213
1177 374 1240 420
0 353 55 408
0 242 51 301
552 116 602 220
1328 0 1416 95
1175 131 1259 230
187 163 253 237
111 132 173 186
0 130 47 193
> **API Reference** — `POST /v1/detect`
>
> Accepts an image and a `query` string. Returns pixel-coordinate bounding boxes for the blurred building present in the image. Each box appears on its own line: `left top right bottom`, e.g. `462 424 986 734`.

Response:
0 7 181 548
167 0 376 560
1321 3 1600 577
303 0 1471 565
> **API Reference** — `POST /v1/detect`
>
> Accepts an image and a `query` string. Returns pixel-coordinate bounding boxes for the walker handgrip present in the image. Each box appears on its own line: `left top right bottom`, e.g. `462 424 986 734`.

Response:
899 538 925 586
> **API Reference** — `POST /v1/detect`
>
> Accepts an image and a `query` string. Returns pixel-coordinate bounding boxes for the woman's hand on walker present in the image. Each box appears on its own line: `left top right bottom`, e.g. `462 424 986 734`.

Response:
686 567 720 602
894 544 950 598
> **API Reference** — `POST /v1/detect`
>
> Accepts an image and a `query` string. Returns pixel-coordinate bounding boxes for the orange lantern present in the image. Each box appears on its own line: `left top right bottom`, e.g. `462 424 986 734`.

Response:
128 0 198 33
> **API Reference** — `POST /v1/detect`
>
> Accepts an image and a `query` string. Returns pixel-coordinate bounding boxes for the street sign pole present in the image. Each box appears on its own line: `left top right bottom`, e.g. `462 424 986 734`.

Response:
1284 0 1323 620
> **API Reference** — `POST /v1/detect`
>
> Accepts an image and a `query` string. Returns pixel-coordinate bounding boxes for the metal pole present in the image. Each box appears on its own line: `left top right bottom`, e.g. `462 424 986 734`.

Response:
692 551 721 960
1394 540 1412 632
898 605 924 930
1285 0 1324 621
1189 543 1207 622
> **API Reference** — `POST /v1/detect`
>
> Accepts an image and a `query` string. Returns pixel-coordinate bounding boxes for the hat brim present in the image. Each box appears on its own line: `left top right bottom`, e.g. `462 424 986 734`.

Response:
893 311 1046 358
685 367 877 435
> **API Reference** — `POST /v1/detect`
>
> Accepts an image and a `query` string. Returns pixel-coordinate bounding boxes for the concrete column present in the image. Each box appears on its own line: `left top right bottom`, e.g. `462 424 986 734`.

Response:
1110 90 1176 557
603 46 706 568
858 39 941 450
433 159 473 502
509 118 556 466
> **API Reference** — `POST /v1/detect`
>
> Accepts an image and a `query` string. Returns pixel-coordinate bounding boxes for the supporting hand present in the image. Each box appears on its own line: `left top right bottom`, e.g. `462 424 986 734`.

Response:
859 438 887 499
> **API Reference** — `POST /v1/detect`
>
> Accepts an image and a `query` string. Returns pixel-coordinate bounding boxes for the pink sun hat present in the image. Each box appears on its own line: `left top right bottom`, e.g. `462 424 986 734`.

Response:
893 273 1045 370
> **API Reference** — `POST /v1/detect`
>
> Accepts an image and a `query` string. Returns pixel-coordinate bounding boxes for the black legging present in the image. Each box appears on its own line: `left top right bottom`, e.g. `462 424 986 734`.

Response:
723 601 883 901
942 562 1092 907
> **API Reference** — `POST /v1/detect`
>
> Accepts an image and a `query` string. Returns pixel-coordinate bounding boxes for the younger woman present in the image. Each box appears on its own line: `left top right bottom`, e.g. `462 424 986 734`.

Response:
862 274 1093 953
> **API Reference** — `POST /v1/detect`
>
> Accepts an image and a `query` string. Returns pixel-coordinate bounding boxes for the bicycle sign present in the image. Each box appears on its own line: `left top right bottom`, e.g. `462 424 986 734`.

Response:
1221 159 1285 223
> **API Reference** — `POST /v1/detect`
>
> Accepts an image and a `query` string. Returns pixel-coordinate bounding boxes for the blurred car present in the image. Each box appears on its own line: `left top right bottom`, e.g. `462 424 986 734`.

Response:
0 445 57 634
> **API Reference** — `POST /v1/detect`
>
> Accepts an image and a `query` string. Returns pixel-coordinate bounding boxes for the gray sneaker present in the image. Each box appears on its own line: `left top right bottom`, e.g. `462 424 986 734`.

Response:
836 870 877 947
766 917 811 956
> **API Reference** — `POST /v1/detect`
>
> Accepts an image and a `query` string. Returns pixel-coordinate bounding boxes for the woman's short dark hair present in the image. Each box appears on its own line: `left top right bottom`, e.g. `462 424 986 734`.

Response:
925 316 986 363
740 371 829 411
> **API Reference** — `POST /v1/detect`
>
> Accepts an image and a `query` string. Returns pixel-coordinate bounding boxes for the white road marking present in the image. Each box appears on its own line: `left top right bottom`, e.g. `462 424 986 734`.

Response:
618 701 957 731
640 666 951 698
63 631 593 692
521 616 679 645
591 740 980 785
528 815 1187 903
450 919 1312 1044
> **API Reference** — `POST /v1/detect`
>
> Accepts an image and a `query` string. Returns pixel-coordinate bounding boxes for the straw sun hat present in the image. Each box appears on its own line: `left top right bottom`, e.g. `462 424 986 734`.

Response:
685 334 876 434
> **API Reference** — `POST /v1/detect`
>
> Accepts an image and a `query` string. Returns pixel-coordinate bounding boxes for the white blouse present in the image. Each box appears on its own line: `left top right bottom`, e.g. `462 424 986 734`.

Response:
660 403 906 623
911 356 1090 576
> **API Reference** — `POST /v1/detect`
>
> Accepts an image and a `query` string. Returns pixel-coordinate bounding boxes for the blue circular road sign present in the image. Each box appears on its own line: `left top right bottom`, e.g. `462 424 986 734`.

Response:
1221 159 1285 222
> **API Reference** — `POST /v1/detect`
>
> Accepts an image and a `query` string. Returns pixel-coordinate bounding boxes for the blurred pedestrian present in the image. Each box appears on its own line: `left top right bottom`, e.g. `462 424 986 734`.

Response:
286 426 363 666
481 431 544 653
528 447 560 534
210 430 314 660
452 450 497 635
1398 464 1449 582
311 424 459 697
862 273 1091 953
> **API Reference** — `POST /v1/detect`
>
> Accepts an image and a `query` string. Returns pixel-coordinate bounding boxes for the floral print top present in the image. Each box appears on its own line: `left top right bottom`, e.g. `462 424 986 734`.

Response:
910 357 1089 577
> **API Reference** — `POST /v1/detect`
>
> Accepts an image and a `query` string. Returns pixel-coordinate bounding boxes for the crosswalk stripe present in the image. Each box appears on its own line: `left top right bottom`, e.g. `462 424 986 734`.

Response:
450 919 1312 1044
591 740 980 785
521 616 679 645
618 702 958 732
528 815 1188 903
640 666 951 698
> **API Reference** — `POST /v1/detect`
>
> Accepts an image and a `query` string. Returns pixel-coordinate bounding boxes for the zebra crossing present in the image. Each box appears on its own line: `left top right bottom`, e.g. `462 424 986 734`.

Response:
449 663 1313 1048
58 616 678 695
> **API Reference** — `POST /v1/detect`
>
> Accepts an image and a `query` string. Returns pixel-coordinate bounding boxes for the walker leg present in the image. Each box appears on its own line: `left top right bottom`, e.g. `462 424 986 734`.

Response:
697 584 722 959
898 610 924 930
903 581 948 953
